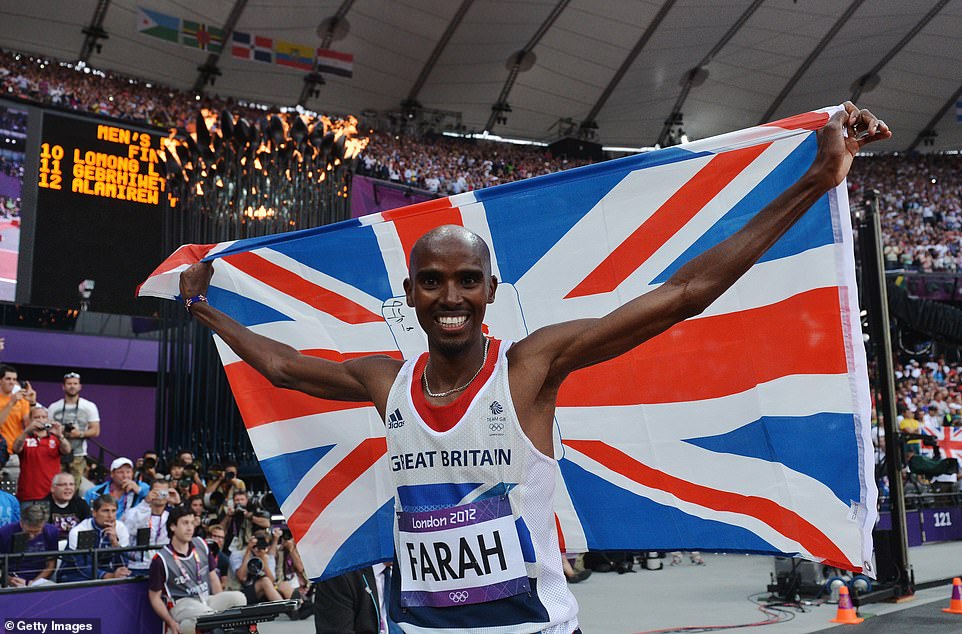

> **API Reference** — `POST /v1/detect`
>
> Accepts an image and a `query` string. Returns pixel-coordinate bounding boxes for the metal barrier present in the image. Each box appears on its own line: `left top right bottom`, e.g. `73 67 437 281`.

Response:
0 542 161 587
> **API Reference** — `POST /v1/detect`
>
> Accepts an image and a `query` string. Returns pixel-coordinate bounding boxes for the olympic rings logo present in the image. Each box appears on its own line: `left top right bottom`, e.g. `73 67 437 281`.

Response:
449 591 469 603
489 422 504 432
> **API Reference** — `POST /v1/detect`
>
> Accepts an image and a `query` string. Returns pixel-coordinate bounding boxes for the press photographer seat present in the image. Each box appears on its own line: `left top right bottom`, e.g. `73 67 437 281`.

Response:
194 599 297 634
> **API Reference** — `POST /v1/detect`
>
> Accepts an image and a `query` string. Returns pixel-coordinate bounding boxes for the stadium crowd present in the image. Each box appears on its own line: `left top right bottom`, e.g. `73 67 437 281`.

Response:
0 367 314 632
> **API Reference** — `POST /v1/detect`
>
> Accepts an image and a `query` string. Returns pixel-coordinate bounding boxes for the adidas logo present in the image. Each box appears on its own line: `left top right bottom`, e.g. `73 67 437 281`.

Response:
387 408 405 429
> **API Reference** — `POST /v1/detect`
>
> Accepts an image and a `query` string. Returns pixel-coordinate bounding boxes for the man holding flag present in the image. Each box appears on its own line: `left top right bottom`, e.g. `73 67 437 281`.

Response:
177 103 888 633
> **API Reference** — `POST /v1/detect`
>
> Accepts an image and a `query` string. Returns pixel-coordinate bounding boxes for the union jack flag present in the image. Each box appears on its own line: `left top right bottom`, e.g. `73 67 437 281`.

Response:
921 422 962 460
140 105 876 579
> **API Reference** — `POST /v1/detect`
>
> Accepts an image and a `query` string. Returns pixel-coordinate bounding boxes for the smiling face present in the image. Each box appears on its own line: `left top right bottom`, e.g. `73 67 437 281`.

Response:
404 226 497 355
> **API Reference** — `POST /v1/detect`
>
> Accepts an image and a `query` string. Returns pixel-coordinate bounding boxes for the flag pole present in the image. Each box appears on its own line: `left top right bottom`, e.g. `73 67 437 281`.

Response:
858 188 913 598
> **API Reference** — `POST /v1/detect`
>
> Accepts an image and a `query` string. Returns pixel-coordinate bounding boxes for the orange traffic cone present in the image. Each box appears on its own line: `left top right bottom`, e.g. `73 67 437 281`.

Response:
830 586 864 624
943 577 962 614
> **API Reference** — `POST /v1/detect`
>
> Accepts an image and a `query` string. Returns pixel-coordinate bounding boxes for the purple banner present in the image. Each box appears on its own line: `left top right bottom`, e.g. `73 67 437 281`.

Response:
920 507 962 543
350 175 436 218
0 174 20 200
0 579 162 632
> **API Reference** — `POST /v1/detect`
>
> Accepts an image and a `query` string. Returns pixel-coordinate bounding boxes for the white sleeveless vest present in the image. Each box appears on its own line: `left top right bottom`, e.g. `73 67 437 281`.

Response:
384 339 579 634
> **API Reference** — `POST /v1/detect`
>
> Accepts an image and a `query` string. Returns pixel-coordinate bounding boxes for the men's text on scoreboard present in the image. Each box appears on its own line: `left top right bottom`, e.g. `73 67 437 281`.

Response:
38 124 168 206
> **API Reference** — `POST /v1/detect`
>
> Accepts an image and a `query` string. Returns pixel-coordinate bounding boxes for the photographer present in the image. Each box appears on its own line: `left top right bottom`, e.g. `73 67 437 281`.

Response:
206 524 230 587
134 450 160 485
204 461 246 513
148 507 246 634
47 371 100 489
221 490 269 574
235 529 283 604
13 406 71 503
0 365 36 485
169 458 201 498
123 478 181 576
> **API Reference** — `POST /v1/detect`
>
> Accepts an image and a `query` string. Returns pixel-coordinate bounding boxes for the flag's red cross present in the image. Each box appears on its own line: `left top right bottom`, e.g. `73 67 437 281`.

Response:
939 428 962 459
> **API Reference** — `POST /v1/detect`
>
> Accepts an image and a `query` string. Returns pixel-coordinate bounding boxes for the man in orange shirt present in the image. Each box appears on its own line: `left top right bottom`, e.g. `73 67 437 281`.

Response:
0 365 35 486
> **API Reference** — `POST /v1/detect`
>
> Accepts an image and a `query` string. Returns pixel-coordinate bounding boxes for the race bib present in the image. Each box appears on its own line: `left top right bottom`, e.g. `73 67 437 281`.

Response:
397 496 529 607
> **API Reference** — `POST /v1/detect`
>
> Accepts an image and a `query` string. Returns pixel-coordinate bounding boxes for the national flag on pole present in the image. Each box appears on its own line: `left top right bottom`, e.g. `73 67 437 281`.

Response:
182 20 224 53
315 48 354 78
232 31 274 64
136 7 180 43
275 40 315 71
140 106 876 581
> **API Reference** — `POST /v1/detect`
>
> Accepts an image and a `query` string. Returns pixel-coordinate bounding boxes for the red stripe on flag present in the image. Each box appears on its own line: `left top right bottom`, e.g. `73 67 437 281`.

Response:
764 111 830 131
223 251 382 324
316 48 353 62
148 243 217 277
224 349 402 427
566 143 771 299
382 199 463 265
287 437 387 541
564 439 854 569
558 287 847 406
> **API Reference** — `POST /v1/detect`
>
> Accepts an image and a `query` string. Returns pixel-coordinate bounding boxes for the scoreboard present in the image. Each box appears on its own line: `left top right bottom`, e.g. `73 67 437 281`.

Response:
29 110 170 316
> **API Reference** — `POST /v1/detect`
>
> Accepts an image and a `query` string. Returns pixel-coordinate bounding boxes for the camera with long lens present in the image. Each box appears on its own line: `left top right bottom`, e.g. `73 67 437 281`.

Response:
143 456 157 470
246 556 266 579
206 539 220 557
179 477 193 490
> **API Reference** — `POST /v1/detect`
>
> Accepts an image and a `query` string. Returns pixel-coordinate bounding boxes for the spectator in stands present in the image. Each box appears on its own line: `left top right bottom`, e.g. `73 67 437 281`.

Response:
13 406 70 503
0 488 18 526
84 457 149 519
123 478 181 576
170 458 201 498
43 472 90 540
0 365 34 485
205 460 245 510
60 494 131 581
148 506 247 634
47 371 101 488
236 529 284 604
275 528 313 618
222 489 270 575
0 503 58 587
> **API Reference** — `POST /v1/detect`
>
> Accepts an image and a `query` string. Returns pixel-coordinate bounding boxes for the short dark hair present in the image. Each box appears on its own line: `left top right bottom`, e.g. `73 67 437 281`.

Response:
150 478 169 490
0 364 16 378
222 460 238 470
166 506 193 537
91 494 117 512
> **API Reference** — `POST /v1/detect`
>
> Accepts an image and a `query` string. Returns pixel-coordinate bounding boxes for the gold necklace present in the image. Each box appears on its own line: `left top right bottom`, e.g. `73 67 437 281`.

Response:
422 337 490 398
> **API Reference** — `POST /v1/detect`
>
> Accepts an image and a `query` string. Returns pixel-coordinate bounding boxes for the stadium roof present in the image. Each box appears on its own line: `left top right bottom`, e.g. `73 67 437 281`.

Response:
2 0 961 152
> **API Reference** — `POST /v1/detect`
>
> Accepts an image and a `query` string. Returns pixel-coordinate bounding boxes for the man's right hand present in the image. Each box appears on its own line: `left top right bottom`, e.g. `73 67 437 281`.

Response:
166 619 183 634
180 262 214 300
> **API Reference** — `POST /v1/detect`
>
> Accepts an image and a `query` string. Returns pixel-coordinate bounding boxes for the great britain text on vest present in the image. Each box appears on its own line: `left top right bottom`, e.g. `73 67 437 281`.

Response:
390 448 511 472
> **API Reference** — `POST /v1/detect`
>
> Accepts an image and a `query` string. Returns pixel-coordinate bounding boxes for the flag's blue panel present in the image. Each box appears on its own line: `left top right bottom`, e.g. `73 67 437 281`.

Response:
652 136 833 283
684 413 861 505
471 481 517 502
479 148 704 284
206 286 292 326
260 444 335 504
268 224 394 301
560 459 780 552
323 499 395 579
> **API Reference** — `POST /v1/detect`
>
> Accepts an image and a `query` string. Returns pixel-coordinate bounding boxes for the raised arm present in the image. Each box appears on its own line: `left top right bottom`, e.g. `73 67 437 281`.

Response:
516 103 890 383
180 263 401 414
